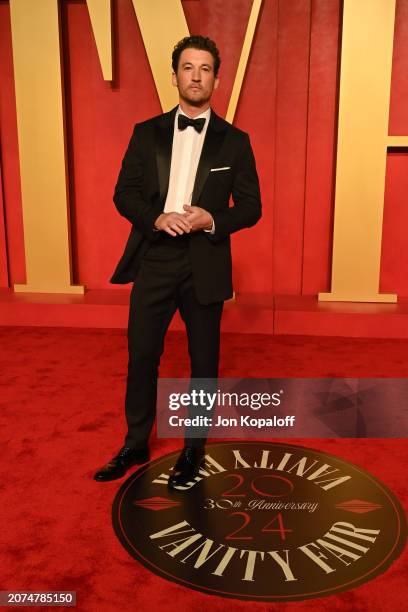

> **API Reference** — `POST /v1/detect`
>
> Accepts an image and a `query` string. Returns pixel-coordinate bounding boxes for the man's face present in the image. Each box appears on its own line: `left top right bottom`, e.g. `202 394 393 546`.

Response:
172 47 219 107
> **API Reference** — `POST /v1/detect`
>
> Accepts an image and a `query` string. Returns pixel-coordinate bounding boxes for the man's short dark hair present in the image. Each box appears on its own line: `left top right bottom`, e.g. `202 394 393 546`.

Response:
172 35 221 77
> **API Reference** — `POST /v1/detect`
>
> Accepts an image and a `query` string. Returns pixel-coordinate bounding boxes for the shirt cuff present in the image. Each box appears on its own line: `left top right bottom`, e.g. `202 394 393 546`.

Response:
204 219 215 234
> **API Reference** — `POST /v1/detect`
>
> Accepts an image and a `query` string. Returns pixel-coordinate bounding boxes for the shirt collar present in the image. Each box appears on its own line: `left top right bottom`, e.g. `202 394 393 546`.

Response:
177 105 211 123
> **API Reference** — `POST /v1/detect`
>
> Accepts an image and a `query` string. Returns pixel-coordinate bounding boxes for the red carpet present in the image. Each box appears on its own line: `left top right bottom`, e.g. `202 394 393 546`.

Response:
0 327 407 611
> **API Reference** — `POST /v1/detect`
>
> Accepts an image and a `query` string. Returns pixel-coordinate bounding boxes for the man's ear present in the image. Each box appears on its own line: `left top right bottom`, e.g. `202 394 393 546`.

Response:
214 77 220 91
172 71 178 87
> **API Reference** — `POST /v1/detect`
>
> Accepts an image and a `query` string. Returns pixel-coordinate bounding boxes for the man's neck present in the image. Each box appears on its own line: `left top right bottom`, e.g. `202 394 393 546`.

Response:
178 100 210 118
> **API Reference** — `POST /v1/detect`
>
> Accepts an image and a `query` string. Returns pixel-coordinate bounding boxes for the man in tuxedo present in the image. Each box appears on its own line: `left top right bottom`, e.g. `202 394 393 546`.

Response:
94 35 261 487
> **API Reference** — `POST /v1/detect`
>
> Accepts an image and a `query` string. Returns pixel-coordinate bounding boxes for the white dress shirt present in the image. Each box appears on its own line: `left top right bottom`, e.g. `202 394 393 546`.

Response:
163 106 214 232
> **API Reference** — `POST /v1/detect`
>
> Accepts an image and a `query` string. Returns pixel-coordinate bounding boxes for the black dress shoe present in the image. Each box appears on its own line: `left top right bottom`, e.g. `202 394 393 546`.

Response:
168 446 205 489
93 446 149 482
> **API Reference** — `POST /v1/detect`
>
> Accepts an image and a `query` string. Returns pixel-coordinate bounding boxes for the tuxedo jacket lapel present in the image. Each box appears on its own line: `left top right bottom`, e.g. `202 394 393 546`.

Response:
192 110 228 204
155 106 177 204
155 107 228 206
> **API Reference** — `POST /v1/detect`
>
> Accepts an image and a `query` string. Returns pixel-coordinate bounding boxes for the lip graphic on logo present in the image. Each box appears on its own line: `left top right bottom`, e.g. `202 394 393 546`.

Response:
112 442 406 602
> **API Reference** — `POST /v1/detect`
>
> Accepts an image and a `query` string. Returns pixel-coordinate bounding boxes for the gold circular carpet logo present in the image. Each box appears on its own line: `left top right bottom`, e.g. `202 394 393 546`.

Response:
112 442 406 601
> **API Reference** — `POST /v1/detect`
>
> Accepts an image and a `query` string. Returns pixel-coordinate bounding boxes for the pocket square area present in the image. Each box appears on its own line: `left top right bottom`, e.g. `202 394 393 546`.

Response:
210 166 231 172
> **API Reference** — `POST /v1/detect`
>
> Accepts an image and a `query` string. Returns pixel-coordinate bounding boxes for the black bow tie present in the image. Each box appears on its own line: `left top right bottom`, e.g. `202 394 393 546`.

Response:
178 114 206 133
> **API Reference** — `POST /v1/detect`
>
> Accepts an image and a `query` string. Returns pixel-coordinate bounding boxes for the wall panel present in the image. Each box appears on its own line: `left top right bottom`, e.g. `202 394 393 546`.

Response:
0 2 25 287
0 0 407 298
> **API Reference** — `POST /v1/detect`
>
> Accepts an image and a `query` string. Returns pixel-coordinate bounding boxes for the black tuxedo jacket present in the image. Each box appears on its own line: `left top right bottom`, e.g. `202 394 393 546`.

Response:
111 106 262 304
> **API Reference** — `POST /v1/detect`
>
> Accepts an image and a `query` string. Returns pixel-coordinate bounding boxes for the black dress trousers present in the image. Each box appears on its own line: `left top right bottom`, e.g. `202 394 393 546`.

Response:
124 233 223 449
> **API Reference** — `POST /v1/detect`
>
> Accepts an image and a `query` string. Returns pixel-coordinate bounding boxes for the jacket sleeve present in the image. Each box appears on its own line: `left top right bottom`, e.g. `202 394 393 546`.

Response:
113 124 160 240
206 133 262 244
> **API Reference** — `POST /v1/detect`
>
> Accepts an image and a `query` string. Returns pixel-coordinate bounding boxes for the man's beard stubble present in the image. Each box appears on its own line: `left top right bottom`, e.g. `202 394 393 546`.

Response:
179 89 212 108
